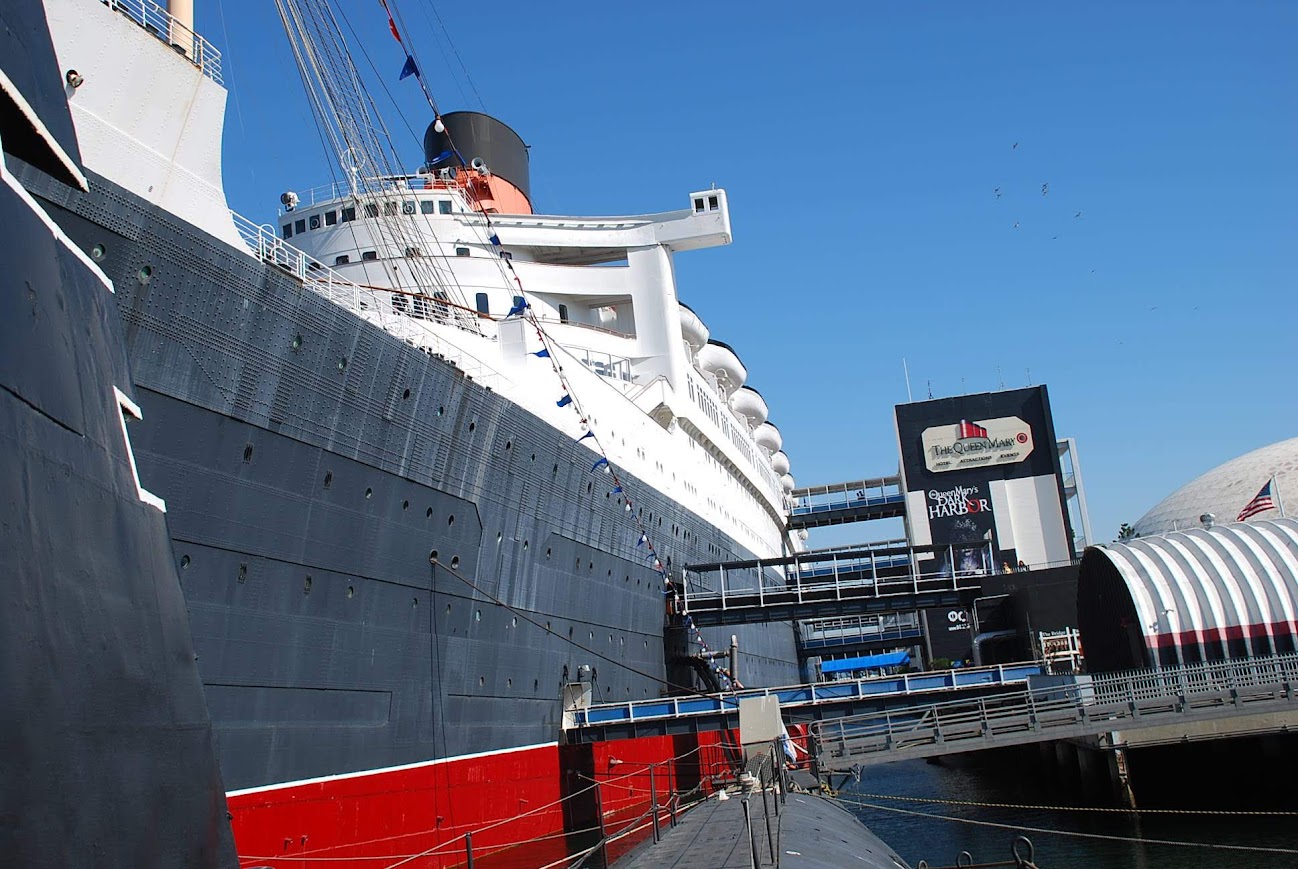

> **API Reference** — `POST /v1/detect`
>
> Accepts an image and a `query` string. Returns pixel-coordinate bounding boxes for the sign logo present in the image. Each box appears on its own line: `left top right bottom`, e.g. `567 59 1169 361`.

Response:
922 416 1034 473
927 484 990 519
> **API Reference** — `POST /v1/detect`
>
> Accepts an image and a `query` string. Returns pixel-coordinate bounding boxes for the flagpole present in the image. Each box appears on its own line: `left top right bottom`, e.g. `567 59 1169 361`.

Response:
1275 475 1287 518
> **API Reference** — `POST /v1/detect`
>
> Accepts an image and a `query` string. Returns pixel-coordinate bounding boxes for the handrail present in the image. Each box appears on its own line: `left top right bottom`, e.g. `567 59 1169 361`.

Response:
107 0 223 85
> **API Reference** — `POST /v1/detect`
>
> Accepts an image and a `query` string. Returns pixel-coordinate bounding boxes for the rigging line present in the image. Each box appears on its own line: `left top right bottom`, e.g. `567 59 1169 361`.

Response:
430 557 737 701
409 0 470 109
845 791 1298 817
418 0 487 111
834 797 1298 856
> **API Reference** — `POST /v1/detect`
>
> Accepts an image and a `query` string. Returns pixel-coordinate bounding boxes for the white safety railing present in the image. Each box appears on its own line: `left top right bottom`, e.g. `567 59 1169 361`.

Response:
231 211 511 390
106 0 223 85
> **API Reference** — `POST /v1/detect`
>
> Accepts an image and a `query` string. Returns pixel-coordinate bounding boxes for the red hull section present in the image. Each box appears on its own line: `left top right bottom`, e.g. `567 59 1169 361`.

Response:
227 729 770 868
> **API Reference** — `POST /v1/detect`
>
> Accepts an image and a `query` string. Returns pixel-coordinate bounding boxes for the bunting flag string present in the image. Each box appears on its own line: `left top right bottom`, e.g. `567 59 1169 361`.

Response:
384 56 738 693
378 0 402 43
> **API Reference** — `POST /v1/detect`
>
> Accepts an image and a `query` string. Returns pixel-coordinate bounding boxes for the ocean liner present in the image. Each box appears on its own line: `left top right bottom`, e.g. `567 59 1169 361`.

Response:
13 0 805 862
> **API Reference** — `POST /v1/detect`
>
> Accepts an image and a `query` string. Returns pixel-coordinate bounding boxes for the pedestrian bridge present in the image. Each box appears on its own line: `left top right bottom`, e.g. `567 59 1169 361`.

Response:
812 652 1298 772
788 477 906 529
681 541 992 627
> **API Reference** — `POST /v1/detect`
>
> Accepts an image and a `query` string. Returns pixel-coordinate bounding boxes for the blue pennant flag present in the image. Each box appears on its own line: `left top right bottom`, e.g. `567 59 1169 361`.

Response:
591 457 609 472
429 149 453 164
685 616 693 627
488 233 501 247
636 534 647 547
507 299 528 317
557 394 572 408
611 485 622 494
399 55 419 80
532 348 550 358
577 430 594 442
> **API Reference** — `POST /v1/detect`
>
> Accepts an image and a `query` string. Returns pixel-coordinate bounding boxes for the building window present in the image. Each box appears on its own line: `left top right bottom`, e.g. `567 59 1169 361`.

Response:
558 304 569 324
294 219 306 234
341 206 357 222
455 247 470 257
324 210 338 226
364 203 379 219
420 200 436 214
334 254 350 266
361 250 378 261
475 293 490 315
282 224 293 239
439 200 452 215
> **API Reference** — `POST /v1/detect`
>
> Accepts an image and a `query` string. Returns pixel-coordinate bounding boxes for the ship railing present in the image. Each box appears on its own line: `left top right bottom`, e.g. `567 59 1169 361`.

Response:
286 174 463 211
230 211 512 389
105 0 223 85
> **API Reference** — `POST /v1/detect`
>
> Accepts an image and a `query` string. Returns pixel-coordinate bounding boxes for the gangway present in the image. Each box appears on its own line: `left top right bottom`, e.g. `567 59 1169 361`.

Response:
681 541 993 627
564 662 1043 743
813 652 1298 771
789 476 906 529
800 612 923 655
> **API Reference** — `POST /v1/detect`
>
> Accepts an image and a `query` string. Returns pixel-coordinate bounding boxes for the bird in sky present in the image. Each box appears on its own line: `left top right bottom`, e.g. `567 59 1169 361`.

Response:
995 187 1002 199
1012 142 1019 150
1013 221 1020 229
1042 183 1049 197
1075 211 1084 219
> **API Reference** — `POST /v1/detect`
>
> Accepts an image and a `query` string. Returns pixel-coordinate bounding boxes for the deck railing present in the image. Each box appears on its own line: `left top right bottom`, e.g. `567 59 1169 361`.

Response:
106 0 223 84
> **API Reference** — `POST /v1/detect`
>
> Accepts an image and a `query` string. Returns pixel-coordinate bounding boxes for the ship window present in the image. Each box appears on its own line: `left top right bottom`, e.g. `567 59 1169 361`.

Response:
475 293 489 315
364 203 379 218
384 201 398 216
420 200 436 214
708 195 719 210
362 250 378 261
558 304 569 323
294 219 306 234
455 247 470 257
309 214 321 230
402 200 417 215
242 443 253 463
304 575 312 594
693 197 704 212
405 246 422 258
282 224 293 239
334 254 350 266
451 556 460 569
324 210 337 226
341 206 357 222
439 200 452 214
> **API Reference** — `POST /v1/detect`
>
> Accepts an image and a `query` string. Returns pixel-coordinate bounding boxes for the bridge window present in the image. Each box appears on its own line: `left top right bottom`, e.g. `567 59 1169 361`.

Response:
341 206 357 222
364 203 379 218
282 224 292 239
383 201 398 217
693 197 705 213
439 200 453 214
294 219 306 234
420 200 436 214
362 250 377 261
558 304 569 323
456 247 470 257
708 195 719 210
324 210 337 226
334 255 350 266
475 293 490 315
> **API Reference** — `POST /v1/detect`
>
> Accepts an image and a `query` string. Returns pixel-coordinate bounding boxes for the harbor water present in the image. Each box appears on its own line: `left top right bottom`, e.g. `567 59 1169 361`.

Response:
840 757 1298 868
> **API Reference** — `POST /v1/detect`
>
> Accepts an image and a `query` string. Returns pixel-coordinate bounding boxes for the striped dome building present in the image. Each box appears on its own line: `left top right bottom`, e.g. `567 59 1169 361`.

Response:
1078 439 1298 672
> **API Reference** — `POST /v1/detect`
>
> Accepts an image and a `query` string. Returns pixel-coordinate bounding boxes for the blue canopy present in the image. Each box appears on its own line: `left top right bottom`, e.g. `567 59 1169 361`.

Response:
820 651 910 674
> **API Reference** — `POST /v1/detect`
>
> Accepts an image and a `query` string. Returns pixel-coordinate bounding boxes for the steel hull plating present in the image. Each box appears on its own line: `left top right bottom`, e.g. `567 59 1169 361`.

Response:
21 164 800 802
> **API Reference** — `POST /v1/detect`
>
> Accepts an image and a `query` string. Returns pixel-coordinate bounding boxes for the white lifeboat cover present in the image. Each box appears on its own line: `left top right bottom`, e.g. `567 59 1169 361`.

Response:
771 451 791 476
729 387 768 425
679 304 710 352
754 422 782 453
696 342 748 389
780 474 796 493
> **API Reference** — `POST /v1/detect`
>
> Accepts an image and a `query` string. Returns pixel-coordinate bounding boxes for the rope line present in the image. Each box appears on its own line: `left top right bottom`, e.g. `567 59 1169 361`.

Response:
847 790 1298 817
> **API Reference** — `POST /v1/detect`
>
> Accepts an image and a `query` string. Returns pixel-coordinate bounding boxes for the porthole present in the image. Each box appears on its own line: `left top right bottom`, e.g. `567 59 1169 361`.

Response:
90 243 106 261
450 556 460 569
446 603 452 615
588 631 594 641
242 444 253 462
291 334 303 351
511 616 517 627
552 463 559 477
507 678 513 688
479 676 485 686
137 265 153 284
324 471 333 488
338 356 348 371
523 540 529 550
429 549 439 562
531 453 536 462
412 597 418 607
588 561 594 571
505 440 512 450
545 621 551 631
426 507 433 518
365 487 373 499
237 563 247 584
496 532 503 544
625 575 630 582
546 548 552 560
447 514 455 526
180 555 190 569
437 406 445 416
304 575 312 594
347 585 355 599
475 609 481 622
468 421 476 432
586 482 592 494
402 500 409 510
568 626 574 638
402 388 411 400
575 558 581 569
534 679 540 691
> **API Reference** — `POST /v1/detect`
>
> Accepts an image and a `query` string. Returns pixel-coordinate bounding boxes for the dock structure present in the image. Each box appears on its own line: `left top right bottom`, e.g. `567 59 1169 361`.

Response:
787 477 906 530
812 651 1298 772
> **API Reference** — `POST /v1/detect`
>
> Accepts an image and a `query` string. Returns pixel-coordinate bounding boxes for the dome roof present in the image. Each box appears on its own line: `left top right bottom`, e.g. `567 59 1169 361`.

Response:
1134 438 1298 537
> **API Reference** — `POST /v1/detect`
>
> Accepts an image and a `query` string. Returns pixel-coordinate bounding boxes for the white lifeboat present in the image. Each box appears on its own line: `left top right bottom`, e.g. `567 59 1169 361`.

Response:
780 474 796 493
771 451 791 476
696 340 747 392
754 422 782 453
679 303 709 353
729 386 768 426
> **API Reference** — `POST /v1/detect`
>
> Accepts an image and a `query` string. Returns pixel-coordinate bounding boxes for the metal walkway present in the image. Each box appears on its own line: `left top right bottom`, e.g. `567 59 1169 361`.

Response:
682 541 993 627
799 612 923 655
812 652 1298 771
788 477 906 529
564 662 1042 742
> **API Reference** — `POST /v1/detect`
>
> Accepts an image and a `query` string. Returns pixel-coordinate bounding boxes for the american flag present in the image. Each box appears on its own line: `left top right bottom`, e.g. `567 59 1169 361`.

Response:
1237 478 1277 522
958 419 988 440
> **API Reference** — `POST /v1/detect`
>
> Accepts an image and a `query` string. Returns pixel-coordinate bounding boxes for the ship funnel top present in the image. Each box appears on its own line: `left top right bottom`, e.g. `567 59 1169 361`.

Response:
424 111 531 204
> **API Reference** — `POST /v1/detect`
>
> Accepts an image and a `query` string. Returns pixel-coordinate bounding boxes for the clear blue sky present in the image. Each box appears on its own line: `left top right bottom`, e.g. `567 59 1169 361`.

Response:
201 1 1296 546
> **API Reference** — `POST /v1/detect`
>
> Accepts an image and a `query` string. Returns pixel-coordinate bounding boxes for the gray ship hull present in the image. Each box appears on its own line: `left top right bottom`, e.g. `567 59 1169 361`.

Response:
22 165 800 791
